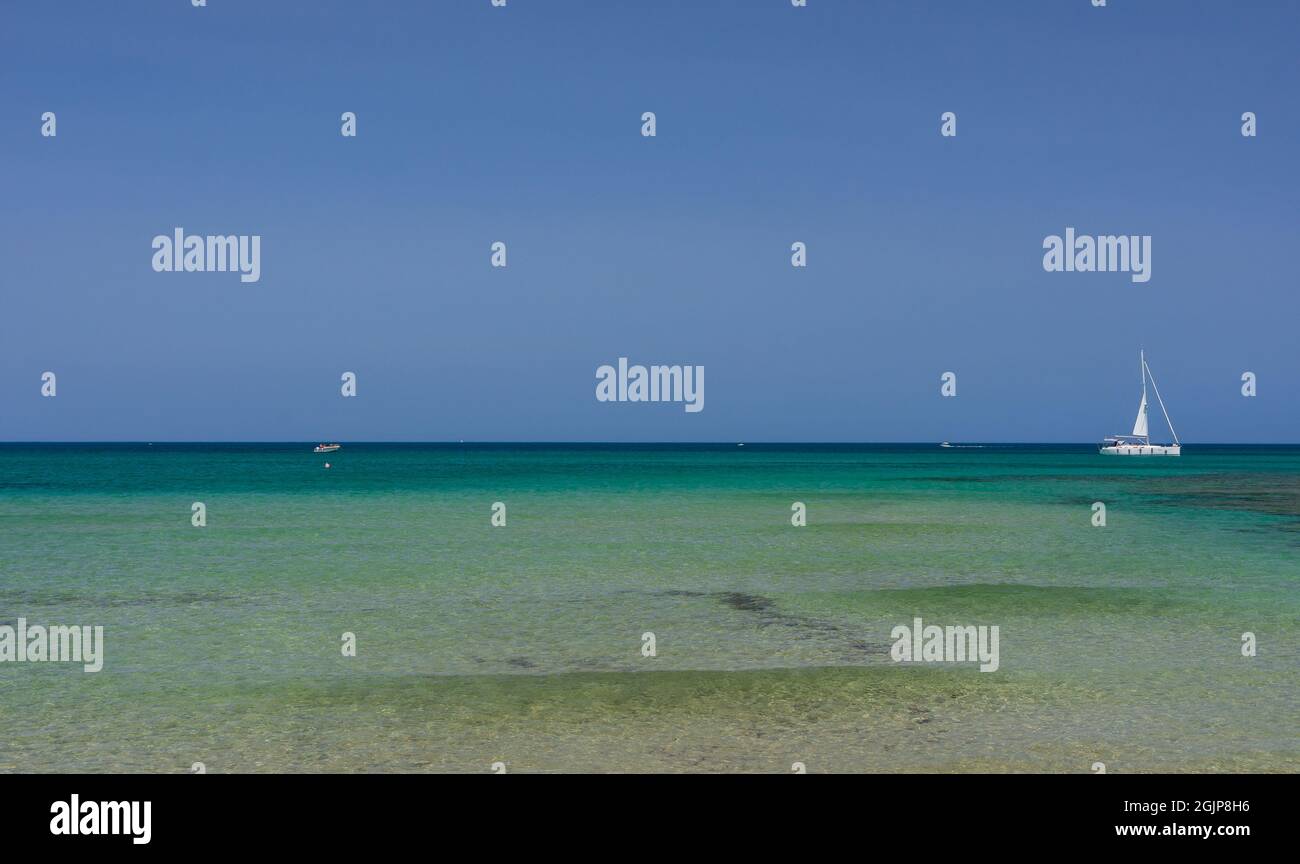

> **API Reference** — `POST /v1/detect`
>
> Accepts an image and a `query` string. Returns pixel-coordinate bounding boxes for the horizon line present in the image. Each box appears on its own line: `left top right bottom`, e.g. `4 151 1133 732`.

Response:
2 440 1298 447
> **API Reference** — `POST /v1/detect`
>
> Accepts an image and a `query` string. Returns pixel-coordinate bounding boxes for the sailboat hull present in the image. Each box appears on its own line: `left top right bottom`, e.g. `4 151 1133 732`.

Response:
1100 444 1180 456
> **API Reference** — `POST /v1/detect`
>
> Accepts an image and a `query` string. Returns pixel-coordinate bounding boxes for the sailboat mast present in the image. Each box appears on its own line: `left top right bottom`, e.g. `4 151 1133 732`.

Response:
1140 350 1149 444
1145 355 1180 446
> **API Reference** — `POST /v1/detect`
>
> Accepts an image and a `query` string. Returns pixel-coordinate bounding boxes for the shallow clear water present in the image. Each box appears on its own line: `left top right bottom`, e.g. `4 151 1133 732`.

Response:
1 443 1295 772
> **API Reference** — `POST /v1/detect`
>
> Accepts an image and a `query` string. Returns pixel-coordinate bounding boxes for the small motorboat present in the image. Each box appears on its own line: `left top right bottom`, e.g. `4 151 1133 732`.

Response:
313 443 341 454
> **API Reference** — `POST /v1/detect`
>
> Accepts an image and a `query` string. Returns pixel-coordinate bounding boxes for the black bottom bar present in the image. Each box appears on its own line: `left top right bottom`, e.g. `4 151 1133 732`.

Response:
4 774 1282 850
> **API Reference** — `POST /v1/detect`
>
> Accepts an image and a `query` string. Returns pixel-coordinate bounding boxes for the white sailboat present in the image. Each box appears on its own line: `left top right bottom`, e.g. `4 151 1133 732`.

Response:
1100 351 1180 456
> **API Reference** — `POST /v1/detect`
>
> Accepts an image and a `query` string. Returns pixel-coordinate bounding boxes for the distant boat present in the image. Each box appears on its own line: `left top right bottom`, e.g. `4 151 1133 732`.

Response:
940 441 953 448
313 443 341 454
1100 351 1181 456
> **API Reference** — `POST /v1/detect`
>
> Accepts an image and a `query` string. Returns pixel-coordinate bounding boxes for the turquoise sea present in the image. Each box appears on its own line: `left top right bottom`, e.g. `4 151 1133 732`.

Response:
0 444 1296 773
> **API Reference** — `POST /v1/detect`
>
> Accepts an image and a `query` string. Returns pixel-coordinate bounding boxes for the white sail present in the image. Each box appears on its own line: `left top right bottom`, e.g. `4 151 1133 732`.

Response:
1131 393 1148 438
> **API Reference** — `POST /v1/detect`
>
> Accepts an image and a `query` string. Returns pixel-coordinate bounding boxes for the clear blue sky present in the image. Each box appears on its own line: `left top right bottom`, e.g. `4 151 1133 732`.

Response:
1 0 1296 442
